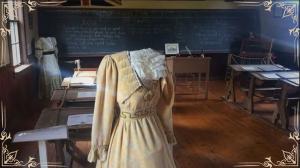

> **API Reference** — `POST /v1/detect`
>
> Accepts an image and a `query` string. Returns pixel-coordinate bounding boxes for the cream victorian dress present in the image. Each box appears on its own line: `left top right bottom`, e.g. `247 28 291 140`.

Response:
88 49 177 168
35 37 62 99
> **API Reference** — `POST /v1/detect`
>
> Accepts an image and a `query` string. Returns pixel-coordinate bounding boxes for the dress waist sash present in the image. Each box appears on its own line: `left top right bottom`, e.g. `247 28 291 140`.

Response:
120 107 156 119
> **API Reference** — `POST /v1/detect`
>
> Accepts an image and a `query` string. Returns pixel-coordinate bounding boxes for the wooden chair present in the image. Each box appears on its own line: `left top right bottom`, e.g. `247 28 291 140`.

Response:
227 36 274 65
224 36 276 102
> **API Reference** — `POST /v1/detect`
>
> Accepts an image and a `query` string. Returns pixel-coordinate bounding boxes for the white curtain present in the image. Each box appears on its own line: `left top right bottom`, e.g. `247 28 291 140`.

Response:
35 37 62 99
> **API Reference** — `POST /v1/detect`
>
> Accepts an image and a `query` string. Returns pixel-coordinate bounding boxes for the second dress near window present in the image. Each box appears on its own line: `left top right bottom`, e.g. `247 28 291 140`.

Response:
88 49 177 168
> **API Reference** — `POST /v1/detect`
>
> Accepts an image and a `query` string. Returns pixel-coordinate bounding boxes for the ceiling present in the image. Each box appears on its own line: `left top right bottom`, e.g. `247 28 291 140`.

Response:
39 0 261 9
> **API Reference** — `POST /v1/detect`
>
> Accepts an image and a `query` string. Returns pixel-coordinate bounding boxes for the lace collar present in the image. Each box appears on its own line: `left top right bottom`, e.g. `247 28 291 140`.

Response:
128 48 167 88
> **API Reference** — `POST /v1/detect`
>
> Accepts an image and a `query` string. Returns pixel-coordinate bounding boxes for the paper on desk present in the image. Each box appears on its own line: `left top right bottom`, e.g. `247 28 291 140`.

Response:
70 77 95 85
276 71 299 79
73 71 97 77
259 72 280 79
77 91 96 98
257 64 284 71
240 65 260 71
67 114 93 126
288 78 299 85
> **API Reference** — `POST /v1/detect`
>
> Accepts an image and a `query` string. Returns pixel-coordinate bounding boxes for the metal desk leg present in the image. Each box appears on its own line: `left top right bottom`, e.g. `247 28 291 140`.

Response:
38 141 48 168
247 76 255 114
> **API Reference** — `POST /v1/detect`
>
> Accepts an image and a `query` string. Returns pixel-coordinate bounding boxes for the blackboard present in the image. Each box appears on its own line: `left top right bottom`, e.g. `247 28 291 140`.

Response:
38 9 260 57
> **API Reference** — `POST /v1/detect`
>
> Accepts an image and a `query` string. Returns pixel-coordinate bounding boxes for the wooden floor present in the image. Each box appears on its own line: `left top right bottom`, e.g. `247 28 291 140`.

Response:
10 80 298 168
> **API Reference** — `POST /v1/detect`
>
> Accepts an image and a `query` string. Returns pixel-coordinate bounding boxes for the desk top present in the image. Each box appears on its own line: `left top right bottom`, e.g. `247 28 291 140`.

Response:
250 71 299 81
35 107 94 129
281 78 299 87
229 64 289 72
50 88 96 108
52 88 96 101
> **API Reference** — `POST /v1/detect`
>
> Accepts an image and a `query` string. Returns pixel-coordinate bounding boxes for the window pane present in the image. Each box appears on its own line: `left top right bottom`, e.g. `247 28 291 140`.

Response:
9 21 21 66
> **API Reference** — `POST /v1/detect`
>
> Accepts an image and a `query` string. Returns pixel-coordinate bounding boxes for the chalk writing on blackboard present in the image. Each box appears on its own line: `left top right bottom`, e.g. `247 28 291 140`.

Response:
38 9 259 57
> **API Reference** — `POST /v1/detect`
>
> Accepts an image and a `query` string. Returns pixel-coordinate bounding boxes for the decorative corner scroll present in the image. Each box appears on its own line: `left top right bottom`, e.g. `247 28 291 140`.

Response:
235 131 299 167
0 0 299 168
261 0 299 63
1 0 38 38
262 0 299 38
1 130 40 167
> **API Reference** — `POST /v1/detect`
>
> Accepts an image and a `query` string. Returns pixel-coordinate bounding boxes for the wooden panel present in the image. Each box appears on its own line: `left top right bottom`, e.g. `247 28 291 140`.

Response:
0 66 39 131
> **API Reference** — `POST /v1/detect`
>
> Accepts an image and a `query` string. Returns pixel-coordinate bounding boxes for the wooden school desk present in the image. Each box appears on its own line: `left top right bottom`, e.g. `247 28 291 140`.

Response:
224 64 289 103
247 71 298 115
50 88 96 108
13 107 94 168
166 57 211 99
273 75 299 129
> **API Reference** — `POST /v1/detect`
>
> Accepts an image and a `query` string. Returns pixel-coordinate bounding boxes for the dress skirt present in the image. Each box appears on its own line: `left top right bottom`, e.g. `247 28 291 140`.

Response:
97 113 176 168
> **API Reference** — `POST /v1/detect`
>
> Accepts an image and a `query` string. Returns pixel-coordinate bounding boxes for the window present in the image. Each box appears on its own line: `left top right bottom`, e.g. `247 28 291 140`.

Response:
8 0 22 66
9 20 21 66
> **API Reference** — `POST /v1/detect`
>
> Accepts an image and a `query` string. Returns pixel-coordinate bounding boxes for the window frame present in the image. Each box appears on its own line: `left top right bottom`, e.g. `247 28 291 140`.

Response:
5 0 31 73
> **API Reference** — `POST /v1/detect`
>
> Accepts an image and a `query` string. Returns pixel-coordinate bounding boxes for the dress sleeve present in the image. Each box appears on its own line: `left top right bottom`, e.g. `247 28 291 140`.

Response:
157 71 177 145
88 55 118 162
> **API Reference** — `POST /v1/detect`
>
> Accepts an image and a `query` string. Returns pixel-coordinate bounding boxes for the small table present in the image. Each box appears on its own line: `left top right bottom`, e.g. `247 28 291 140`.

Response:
166 57 211 99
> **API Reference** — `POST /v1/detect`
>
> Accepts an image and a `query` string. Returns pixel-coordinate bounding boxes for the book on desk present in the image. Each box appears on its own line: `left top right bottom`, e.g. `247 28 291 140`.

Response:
62 69 97 88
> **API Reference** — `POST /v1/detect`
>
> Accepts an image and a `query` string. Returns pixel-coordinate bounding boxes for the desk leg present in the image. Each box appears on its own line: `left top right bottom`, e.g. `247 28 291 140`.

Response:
247 76 255 114
225 70 235 102
38 141 48 168
279 84 288 129
55 141 65 165
204 73 209 100
272 102 280 124
232 72 236 103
